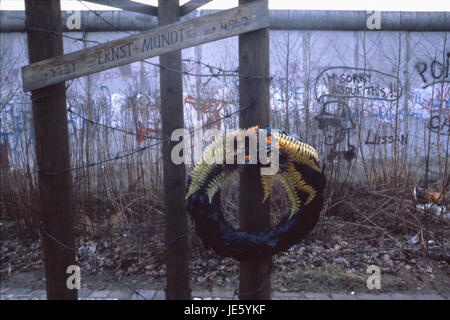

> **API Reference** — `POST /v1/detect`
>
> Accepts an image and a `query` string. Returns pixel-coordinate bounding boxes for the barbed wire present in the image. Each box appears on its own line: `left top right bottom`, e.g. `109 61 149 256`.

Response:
232 263 274 300
67 105 163 141
24 82 74 102
77 0 269 79
72 207 271 300
21 192 194 300
37 138 164 175
25 25 101 45
142 60 273 80
78 0 135 37
182 58 240 75
221 204 239 223
76 1 272 78
37 101 254 175
42 214 197 300
166 227 196 249
74 221 158 233
40 220 148 300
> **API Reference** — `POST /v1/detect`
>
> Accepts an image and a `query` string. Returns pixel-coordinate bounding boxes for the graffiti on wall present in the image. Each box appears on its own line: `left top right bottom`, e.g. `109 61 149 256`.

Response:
0 85 119 156
274 77 304 103
314 100 355 146
136 121 159 143
184 95 236 129
428 115 450 135
365 130 408 145
415 53 450 135
314 67 402 103
313 66 405 162
415 83 450 116
415 52 450 88
350 102 424 121
313 99 357 163
0 103 35 153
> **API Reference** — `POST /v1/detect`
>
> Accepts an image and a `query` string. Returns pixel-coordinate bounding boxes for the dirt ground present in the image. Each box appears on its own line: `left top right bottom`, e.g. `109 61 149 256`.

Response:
1 186 449 296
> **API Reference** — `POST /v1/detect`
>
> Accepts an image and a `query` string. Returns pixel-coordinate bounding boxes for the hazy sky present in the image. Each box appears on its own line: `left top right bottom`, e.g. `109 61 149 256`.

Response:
0 0 448 11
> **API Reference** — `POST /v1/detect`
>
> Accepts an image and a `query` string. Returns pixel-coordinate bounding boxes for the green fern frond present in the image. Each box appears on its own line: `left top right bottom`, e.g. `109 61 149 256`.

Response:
205 167 243 202
277 173 301 219
203 136 225 164
261 175 275 203
186 162 217 199
286 163 316 205
272 132 319 164
206 171 227 202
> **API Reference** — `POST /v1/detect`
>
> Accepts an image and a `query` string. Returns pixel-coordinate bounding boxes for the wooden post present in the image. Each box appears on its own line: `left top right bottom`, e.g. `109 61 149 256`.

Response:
158 0 191 300
24 0 77 300
238 0 271 300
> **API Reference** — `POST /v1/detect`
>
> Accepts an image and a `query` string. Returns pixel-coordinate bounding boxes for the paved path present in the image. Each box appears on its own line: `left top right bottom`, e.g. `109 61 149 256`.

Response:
0 287 447 300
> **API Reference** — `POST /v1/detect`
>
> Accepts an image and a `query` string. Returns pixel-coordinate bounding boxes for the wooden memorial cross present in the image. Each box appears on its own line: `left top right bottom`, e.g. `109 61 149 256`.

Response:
21 1 269 92
22 0 270 300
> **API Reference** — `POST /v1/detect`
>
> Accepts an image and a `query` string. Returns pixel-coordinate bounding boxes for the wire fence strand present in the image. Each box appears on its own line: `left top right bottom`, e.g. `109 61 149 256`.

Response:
37 102 253 175
40 221 149 300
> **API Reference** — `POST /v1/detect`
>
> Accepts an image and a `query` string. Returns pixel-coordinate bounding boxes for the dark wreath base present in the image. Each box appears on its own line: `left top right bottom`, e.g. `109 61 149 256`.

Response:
186 162 326 261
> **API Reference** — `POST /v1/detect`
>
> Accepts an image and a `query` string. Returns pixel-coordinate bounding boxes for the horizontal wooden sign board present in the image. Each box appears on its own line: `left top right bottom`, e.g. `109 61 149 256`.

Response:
22 1 269 92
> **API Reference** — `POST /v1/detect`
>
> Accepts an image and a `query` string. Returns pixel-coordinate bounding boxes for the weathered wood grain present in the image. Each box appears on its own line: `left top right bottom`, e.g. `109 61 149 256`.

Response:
21 0 269 92
25 0 77 300
238 0 271 301
159 0 191 301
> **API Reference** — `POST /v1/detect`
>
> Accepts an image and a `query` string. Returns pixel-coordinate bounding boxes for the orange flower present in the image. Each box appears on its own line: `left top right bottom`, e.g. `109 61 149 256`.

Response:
266 136 272 145
251 125 259 131
245 154 250 161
